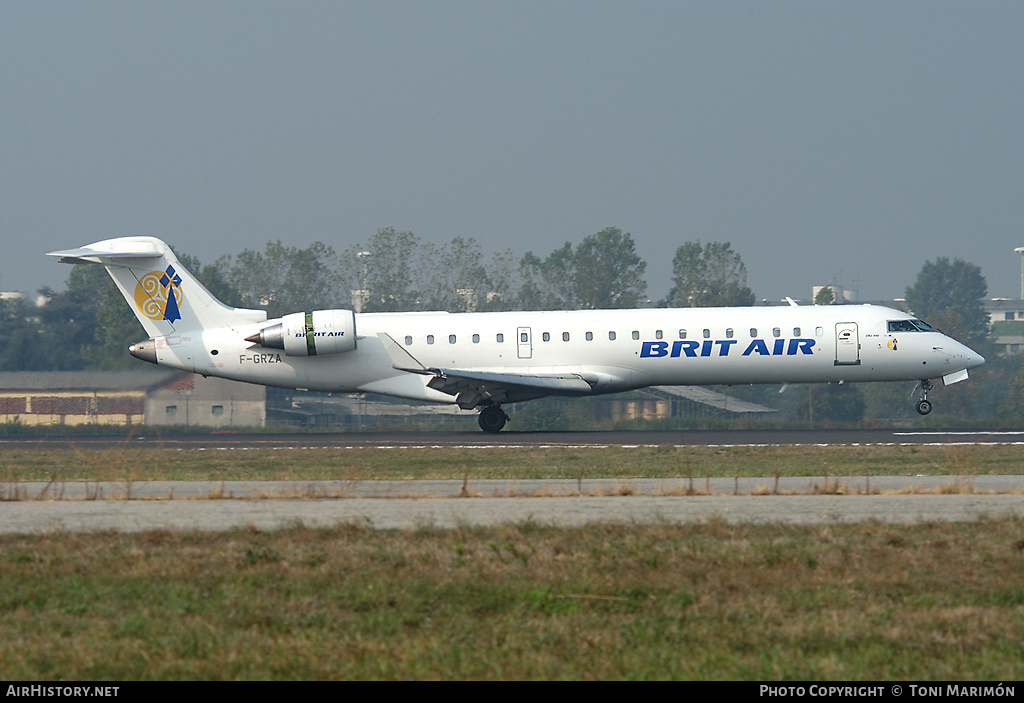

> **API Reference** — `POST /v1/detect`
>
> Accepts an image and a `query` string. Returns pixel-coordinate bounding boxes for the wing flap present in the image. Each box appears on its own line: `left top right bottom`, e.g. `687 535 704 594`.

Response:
377 333 592 408
429 368 593 394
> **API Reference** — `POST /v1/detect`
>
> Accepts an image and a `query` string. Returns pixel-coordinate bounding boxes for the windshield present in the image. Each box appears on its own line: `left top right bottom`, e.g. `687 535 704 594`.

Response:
887 319 936 333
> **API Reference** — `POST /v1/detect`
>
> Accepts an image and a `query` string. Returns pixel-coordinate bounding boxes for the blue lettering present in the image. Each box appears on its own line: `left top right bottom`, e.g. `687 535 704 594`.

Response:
788 338 815 355
642 338 814 359
743 339 770 356
672 340 699 358
641 341 669 358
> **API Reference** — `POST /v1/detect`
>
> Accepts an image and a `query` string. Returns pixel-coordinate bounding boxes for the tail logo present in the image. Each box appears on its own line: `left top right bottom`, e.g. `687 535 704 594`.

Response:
134 265 183 322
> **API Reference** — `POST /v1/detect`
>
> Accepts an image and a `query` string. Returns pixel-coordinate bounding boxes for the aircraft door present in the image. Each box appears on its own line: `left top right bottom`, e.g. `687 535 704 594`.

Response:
835 323 861 366
517 327 532 359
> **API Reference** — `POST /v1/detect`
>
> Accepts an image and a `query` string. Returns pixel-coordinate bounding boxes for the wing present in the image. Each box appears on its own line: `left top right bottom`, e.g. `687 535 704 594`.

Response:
378 333 593 409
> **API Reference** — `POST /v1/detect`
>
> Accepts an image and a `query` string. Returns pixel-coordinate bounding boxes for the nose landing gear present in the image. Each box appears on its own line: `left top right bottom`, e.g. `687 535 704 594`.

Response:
915 380 935 415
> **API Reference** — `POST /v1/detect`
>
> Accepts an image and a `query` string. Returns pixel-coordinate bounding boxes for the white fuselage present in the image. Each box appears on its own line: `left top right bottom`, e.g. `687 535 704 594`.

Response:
154 304 983 405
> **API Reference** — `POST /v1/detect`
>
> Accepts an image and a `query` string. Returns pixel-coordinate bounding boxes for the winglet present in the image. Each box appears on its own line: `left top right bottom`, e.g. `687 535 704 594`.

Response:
378 333 429 373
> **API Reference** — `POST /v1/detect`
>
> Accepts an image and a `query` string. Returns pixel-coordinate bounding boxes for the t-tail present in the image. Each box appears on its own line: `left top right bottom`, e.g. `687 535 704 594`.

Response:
47 236 266 365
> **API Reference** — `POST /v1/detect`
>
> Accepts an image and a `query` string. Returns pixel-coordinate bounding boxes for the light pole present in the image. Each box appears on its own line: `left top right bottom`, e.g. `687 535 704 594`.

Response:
356 251 372 312
1015 247 1024 301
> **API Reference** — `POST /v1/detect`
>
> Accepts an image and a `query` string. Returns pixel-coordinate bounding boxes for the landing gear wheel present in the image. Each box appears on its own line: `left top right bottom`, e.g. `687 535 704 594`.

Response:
478 406 508 433
915 379 935 416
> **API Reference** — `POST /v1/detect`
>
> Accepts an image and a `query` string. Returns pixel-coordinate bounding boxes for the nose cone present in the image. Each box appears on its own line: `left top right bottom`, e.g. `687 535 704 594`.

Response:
952 338 985 370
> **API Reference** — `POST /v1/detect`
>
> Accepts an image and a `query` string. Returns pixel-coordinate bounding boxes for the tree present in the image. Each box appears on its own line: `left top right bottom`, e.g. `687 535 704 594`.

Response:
518 242 578 310
479 248 519 311
573 227 647 309
0 296 52 371
517 228 648 310
904 257 987 343
814 286 835 305
664 241 755 307
418 238 492 312
227 240 345 317
177 252 244 309
347 228 420 312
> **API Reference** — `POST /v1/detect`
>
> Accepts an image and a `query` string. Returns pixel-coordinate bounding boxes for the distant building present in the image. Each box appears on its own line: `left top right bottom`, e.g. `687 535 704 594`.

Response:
985 299 1024 355
0 371 265 427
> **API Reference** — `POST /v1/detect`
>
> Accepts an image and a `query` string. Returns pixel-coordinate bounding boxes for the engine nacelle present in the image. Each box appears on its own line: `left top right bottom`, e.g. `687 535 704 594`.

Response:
249 310 357 356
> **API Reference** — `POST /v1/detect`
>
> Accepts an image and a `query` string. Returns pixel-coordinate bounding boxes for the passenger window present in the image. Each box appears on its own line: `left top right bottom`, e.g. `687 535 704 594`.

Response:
404 335 412 345
586 331 593 341
655 330 663 340
562 332 570 342
472 334 480 343
815 327 823 337
678 330 687 339
793 327 801 337
773 328 781 338
449 334 456 344
726 328 734 339
632 331 639 340
427 335 434 345
703 329 711 339
497 333 504 343
749 328 757 337
609 331 616 341
543 332 551 342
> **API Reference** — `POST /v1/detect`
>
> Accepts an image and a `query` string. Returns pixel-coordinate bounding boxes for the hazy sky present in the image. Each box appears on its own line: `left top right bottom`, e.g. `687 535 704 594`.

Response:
3 1 1022 304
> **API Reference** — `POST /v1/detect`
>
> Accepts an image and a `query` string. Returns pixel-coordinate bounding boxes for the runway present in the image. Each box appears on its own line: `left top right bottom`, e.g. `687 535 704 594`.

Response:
2 475 1021 534
3 429 1022 533
4 427 1024 449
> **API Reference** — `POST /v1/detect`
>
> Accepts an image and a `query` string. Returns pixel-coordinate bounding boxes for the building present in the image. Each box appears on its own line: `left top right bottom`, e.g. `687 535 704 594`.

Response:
985 299 1024 355
0 370 265 427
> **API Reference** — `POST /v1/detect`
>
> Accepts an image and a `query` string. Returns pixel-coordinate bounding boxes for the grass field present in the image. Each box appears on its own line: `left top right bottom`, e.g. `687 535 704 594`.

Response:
2 520 1022 679
1 443 1022 680
1 441 1022 483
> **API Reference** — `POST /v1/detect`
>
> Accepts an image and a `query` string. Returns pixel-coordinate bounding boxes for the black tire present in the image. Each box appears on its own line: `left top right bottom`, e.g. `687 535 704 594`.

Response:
478 406 507 433
916 399 933 416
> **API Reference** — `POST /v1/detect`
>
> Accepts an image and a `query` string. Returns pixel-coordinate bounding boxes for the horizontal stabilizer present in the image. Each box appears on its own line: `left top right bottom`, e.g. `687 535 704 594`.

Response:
47 240 165 265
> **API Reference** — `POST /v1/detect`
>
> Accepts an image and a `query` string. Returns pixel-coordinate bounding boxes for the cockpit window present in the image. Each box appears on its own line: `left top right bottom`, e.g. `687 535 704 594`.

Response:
888 319 936 333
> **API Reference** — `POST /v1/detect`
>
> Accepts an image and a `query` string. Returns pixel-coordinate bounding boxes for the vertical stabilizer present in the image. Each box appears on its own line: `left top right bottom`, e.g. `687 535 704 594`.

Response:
47 237 266 337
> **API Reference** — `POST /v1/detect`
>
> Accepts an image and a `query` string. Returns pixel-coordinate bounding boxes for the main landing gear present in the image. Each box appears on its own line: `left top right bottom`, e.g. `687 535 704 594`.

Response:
915 380 935 416
478 405 509 433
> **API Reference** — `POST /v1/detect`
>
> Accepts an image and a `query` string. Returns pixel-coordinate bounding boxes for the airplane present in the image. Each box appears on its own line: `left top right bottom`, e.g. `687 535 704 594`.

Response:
48 236 985 432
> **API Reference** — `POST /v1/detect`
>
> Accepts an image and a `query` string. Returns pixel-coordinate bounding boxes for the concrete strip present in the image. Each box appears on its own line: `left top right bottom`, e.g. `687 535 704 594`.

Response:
0 494 1020 533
